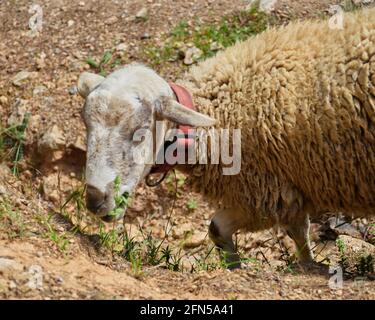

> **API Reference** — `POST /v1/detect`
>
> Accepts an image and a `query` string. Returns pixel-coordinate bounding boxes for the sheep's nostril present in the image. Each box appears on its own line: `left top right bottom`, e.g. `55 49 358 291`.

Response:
86 185 106 213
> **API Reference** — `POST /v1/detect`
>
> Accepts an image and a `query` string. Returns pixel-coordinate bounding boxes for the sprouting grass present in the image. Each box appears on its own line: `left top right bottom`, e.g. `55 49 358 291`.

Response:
186 198 198 211
86 50 113 76
61 188 86 230
34 213 70 253
336 238 349 273
356 254 374 276
46 222 69 252
96 222 185 275
144 6 268 66
165 172 186 195
108 176 130 218
0 114 29 176
0 196 27 239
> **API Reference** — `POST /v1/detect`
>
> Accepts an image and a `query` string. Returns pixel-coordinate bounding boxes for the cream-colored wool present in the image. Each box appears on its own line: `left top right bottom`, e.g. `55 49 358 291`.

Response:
178 8 375 232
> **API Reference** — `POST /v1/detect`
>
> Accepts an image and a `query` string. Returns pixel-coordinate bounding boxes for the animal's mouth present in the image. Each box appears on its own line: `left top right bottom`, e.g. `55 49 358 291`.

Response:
101 211 125 222
93 203 125 222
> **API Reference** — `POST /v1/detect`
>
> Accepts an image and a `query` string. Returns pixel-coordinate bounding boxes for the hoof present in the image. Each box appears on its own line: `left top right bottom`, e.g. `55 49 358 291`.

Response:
226 261 242 270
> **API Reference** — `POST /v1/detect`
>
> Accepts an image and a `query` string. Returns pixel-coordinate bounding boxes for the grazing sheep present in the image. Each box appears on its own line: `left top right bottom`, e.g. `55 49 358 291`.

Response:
77 7 375 268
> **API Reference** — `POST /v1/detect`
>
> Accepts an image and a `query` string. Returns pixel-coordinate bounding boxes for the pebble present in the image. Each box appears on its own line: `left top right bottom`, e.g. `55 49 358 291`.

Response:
0 95 8 106
135 7 148 20
141 32 150 40
12 70 35 87
68 86 78 95
7 98 28 127
116 43 128 51
105 16 118 25
33 85 48 96
56 276 64 284
183 47 202 65
9 281 17 290
0 257 22 271
183 231 207 249
0 185 7 195
38 125 66 153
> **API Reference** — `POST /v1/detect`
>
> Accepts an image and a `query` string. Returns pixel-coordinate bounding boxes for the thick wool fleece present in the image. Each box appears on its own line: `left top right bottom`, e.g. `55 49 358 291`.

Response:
178 8 375 231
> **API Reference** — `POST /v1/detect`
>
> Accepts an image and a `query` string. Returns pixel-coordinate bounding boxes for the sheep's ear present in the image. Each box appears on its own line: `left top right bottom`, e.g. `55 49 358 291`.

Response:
77 72 105 98
158 99 216 127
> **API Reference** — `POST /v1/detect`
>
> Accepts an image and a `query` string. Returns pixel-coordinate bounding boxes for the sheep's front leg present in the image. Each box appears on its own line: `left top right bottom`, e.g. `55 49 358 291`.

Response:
209 208 243 269
285 214 314 264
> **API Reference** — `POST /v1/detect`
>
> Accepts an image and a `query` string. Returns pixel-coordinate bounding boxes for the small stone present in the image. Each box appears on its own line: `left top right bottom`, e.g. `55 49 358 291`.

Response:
12 70 36 87
38 125 66 154
183 231 207 249
68 86 78 95
56 276 64 284
79 1 85 6
172 223 192 240
183 47 202 65
7 98 28 127
0 257 23 272
0 95 8 106
116 43 128 51
0 185 6 195
36 56 46 70
70 134 86 152
33 85 48 96
135 7 148 20
247 0 278 12
141 32 150 40
210 42 222 51
105 16 118 25
67 20 75 27
9 281 17 290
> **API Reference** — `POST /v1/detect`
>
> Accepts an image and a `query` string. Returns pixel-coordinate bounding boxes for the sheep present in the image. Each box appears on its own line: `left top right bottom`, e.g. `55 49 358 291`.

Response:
77 7 375 269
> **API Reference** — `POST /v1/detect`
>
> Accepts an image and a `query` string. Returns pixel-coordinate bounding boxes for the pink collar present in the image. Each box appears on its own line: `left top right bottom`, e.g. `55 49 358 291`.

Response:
146 83 195 185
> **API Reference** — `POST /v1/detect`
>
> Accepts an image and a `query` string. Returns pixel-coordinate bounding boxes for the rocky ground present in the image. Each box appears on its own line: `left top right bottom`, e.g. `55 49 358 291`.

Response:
0 0 375 300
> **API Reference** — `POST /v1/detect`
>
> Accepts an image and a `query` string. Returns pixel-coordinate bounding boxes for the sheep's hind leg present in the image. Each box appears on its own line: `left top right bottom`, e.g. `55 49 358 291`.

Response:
209 208 243 270
284 214 314 264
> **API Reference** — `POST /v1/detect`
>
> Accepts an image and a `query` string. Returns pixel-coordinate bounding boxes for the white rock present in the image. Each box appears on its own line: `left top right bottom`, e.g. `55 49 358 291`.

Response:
67 20 75 27
7 98 28 127
136 7 148 20
338 235 375 255
38 125 66 153
246 0 278 13
12 70 36 87
0 185 7 195
183 231 207 249
171 223 192 240
105 16 118 25
0 257 23 272
116 43 128 51
33 85 48 96
183 47 203 65
70 134 86 152
0 95 8 106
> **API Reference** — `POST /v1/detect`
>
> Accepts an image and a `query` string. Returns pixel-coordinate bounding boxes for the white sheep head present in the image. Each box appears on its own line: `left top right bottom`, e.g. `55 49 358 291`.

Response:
77 64 216 221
